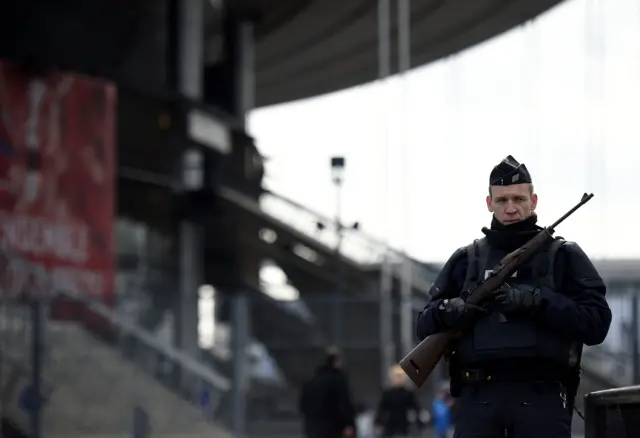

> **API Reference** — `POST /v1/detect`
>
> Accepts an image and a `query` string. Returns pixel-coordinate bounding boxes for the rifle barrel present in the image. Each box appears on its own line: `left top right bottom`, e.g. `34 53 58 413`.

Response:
548 193 594 231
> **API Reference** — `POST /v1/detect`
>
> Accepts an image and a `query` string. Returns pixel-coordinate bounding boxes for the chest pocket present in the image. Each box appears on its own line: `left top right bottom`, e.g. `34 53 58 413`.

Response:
460 238 565 360
473 246 538 353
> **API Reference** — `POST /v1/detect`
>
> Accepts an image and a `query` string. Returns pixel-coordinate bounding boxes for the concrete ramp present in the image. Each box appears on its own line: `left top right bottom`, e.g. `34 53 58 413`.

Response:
1 303 231 438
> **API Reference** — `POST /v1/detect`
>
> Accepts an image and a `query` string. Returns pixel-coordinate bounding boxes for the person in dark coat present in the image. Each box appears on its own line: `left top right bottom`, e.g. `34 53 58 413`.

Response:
416 155 612 438
374 364 423 437
299 348 355 438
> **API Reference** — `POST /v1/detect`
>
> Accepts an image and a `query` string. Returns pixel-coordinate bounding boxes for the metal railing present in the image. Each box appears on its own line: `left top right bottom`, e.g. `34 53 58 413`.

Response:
260 188 437 274
582 344 634 387
584 385 640 438
0 249 232 437
219 186 438 294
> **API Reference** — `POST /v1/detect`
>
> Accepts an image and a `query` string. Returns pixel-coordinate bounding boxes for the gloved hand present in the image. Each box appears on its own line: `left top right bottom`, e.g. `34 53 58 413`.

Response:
494 284 542 315
437 297 488 331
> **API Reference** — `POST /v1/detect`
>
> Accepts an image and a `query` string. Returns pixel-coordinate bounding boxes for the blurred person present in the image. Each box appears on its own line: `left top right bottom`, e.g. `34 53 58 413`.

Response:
373 365 422 437
299 347 356 438
416 155 611 438
431 382 453 438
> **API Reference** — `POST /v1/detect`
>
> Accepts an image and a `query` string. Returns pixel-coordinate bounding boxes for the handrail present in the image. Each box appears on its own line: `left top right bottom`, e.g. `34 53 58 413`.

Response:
582 344 634 387
113 173 440 295
0 295 233 434
260 188 439 291
260 188 388 250
75 290 231 392
114 166 440 296
0 248 231 394
260 188 417 267
219 186 437 295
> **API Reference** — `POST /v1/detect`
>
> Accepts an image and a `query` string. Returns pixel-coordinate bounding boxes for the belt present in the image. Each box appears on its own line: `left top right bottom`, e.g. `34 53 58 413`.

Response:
460 367 568 384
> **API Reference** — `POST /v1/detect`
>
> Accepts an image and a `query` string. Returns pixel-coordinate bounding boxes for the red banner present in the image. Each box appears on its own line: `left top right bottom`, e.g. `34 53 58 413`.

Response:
0 60 116 309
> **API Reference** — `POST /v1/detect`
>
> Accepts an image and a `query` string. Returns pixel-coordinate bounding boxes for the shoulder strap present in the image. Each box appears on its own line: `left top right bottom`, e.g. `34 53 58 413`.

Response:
464 237 490 290
536 236 566 280
464 239 480 284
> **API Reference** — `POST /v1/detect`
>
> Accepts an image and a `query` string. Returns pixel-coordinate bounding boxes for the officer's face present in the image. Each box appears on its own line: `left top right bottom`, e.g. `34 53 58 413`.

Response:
486 184 537 225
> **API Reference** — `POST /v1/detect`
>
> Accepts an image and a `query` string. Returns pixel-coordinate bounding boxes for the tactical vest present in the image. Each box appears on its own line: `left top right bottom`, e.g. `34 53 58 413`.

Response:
454 236 576 367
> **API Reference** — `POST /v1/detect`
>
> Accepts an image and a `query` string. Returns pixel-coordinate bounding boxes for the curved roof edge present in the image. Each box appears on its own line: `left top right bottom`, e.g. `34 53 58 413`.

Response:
247 0 566 107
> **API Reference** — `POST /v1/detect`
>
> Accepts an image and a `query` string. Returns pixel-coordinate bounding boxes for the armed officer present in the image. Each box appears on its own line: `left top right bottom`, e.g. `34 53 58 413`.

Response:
416 155 611 438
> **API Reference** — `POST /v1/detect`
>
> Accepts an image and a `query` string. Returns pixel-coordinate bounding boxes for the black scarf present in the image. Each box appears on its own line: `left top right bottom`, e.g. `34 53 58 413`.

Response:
481 214 541 252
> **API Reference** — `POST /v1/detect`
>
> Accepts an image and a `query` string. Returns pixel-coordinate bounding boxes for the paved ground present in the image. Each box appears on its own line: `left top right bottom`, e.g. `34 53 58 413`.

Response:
354 412 586 438
353 429 584 438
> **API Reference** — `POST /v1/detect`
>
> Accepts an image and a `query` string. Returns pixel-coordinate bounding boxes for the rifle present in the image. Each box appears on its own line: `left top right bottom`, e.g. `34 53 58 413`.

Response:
399 193 595 387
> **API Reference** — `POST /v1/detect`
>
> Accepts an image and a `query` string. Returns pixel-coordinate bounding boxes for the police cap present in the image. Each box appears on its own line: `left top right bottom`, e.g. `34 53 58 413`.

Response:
489 155 532 186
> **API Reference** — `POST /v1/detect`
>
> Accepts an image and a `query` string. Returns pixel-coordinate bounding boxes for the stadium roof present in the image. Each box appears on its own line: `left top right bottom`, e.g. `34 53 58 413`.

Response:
0 1 565 108
245 0 566 107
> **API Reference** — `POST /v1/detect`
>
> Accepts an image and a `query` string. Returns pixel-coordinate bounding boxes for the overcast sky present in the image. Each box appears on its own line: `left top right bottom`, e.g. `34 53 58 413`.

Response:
248 0 640 263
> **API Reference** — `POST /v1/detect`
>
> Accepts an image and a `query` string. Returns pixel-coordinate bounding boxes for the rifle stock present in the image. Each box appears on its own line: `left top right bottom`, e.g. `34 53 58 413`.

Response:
399 331 456 388
399 193 594 387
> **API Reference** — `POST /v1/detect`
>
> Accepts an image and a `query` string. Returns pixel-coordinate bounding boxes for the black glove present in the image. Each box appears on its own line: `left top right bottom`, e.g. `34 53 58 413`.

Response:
437 297 488 331
494 284 542 315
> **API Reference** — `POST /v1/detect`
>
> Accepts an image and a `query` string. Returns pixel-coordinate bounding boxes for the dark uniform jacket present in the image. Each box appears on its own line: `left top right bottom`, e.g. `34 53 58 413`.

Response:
299 365 356 438
416 216 611 373
374 386 422 437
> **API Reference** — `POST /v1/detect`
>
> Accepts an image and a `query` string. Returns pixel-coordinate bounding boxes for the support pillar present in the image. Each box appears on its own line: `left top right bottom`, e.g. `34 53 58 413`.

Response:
30 299 45 438
377 0 394 385
231 293 250 438
631 285 640 384
235 19 255 125
176 0 205 357
397 0 414 362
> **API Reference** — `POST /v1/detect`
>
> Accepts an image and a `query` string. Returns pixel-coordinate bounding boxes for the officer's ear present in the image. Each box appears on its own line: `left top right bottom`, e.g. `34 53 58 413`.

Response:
486 194 493 212
531 193 538 211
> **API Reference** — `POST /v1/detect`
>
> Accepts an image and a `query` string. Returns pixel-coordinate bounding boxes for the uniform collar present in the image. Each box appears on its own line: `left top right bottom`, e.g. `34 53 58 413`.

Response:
481 214 541 251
